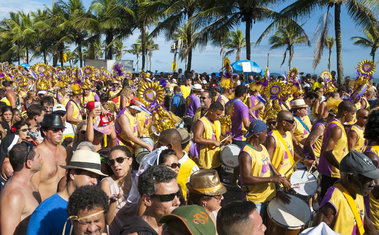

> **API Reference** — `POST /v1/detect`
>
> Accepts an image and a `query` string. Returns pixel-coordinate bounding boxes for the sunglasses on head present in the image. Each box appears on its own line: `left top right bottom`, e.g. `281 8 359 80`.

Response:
108 157 128 165
151 190 181 202
166 163 181 169
24 141 34 161
284 119 295 124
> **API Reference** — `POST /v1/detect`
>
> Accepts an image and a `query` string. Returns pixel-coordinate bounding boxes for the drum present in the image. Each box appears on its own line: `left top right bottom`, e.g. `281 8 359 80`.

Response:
135 137 155 164
289 169 318 200
267 194 312 235
220 144 241 168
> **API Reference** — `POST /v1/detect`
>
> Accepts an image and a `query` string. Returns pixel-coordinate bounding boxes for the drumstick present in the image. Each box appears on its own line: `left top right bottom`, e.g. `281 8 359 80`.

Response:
284 158 302 176
292 179 318 186
306 165 313 177
221 135 232 143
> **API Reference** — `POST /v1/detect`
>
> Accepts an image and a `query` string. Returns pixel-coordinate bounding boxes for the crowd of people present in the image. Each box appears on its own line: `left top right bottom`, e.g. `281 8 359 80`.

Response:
0 59 378 235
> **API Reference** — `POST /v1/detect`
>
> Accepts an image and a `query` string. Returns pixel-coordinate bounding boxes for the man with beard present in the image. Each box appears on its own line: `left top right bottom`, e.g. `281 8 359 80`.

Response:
314 151 378 234
194 90 213 121
31 114 67 201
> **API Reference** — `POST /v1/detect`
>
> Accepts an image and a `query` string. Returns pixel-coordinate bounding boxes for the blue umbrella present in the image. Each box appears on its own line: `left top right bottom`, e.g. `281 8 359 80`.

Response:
231 60 263 75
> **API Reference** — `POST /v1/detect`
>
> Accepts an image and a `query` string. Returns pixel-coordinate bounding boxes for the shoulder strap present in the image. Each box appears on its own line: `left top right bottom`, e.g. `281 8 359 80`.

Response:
272 130 295 165
294 116 310 132
335 183 365 235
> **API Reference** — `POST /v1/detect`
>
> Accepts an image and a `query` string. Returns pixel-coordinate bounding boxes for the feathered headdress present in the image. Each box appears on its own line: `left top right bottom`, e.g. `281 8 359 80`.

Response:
220 58 234 89
351 60 376 101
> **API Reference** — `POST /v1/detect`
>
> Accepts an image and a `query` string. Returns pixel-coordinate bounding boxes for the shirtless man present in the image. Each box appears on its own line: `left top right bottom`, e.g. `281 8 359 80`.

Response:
32 114 67 201
1 143 42 235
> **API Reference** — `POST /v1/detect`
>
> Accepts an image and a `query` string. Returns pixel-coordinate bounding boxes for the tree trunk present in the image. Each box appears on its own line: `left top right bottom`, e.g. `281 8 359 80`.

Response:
149 51 152 71
17 47 20 65
43 50 47 64
141 25 146 71
236 48 241 61
59 43 64 68
334 3 344 84
26 47 29 64
53 54 58 67
186 26 192 72
79 42 82 67
106 30 113 60
245 19 252 60
328 48 332 72
173 50 177 73
372 48 376 62
136 54 139 72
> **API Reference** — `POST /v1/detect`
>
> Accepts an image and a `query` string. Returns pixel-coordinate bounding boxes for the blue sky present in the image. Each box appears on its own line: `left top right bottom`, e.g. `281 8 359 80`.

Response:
0 0 377 77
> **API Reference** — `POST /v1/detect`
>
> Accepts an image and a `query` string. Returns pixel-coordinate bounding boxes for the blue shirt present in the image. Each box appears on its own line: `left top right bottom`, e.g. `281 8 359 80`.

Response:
27 193 70 235
171 93 183 108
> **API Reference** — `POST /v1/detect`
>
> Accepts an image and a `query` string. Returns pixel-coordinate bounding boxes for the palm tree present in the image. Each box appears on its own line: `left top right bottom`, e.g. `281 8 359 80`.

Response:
145 36 159 71
312 9 332 70
90 0 134 60
146 0 202 72
325 36 334 71
125 0 157 71
127 43 142 71
351 24 379 62
268 22 310 70
58 0 96 67
196 0 303 62
224 29 246 61
279 0 378 84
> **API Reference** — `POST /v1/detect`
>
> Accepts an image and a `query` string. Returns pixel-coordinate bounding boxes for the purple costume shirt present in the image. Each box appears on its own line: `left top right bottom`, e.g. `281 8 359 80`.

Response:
225 98 249 141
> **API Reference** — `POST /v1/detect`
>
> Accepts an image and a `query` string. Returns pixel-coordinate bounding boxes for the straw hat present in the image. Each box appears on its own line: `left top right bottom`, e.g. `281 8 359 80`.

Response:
291 99 308 109
187 169 226 196
61 149 107 176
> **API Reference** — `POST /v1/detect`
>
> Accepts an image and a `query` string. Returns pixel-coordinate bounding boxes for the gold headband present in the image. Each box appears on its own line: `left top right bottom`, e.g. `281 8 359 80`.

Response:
62 210 104 235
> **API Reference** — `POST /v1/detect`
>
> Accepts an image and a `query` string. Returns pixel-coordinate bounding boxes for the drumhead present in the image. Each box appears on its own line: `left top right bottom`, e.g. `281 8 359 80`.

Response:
220 144 241 168
290 170 318 196
267 194 311 229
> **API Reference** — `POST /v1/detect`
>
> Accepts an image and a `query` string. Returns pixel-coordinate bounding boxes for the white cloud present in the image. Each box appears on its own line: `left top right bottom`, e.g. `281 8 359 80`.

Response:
0 0 45 20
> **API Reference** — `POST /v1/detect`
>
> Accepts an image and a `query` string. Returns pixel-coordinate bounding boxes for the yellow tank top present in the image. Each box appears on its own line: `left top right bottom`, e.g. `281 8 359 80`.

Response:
329 119 347 178
177 157 198 201
198 116 221 169
194 108 207 121
270 131 295 178
313 123 324 158
349 125 366 152
83 91 95 106
242 144 276 203
293 115 312 143
323 186 365 235
347 102 361 125
180 85 191 99
68 100 82 122
369 191 379 232
0 97 10 106
119 109 139 150
137 112 152 137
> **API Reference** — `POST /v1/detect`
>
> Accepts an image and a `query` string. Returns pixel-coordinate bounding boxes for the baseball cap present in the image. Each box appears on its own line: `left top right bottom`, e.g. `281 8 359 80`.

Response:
160 205 216 235
86 101 95 111
340 151 379 179
244 120 268 138
52 104 66 115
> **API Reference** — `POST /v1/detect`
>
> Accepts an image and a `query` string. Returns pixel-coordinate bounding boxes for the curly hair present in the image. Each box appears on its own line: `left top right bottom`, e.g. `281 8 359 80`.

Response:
67 185 109 217
364 109 379 141
138 165 177 196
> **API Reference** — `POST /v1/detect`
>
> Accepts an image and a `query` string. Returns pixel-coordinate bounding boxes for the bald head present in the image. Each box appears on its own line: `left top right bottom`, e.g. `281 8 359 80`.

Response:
277 110 293 122
158 129 182 149
356 109 369 126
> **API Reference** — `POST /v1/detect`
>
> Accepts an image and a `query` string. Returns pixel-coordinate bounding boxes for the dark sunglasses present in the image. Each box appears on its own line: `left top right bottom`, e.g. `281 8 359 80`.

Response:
108 157 128 165
80 130 86 135
151 190 181 202
166 163 181 169
362 116 369 119
48 128 65 132
267 121 277 125
20 128 31 133
200 96 208 100
284 119 295 124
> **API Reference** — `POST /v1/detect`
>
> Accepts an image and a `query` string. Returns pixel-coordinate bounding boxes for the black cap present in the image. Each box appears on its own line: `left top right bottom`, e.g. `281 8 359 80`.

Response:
40 114 65 129
340 151 379 179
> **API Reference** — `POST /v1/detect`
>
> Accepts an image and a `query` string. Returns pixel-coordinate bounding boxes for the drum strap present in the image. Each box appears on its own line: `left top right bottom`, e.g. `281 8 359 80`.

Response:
335 183 365 235
294 115 310 133
272 130 295 166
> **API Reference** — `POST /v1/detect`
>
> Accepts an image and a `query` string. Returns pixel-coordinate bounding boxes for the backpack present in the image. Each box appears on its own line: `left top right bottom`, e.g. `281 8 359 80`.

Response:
176 94 187 117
